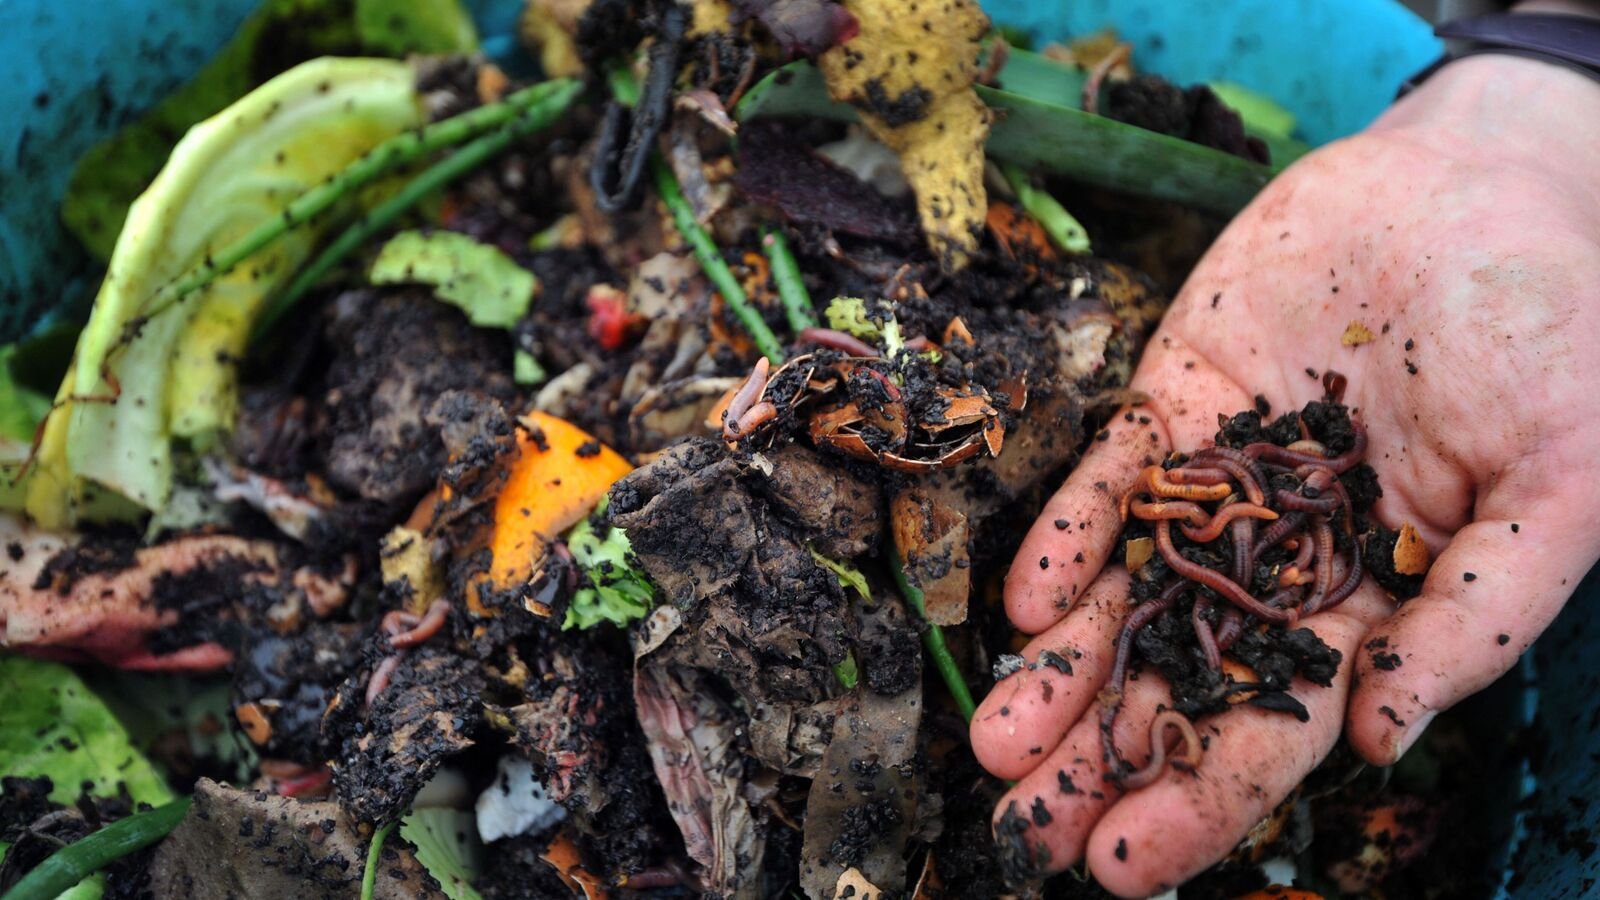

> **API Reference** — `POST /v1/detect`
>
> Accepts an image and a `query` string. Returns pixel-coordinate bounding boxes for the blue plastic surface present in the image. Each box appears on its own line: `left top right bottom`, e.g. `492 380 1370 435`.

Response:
0 1 1592 895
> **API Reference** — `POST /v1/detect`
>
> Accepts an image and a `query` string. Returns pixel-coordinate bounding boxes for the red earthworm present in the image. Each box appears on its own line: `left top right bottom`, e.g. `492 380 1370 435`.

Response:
734 400 778 435
1245 418 1367 473
1166 465 1233 486
903 335 937 353
1100 581 1186 770
1180 502 1278 542
381 609 419 637
797 327 878 357
1254 511 1307 553
858 365 902 400
1280 532 1317 586
1275 488 1341 515
1155 521 1295 624
1231 517 1254 579
722 357 771 440
1215 607 1245 650
1305 534 1363 616
1189 447 1269 504
1121 466 1233 518
1302 522 1337 612
1323 370 1348 403
276 766 333 798
1081 41 1131 114
1193 596 1222 670
365 654 403 709
1119 710 1204 790
389 599 452 648
1129 499 1211 527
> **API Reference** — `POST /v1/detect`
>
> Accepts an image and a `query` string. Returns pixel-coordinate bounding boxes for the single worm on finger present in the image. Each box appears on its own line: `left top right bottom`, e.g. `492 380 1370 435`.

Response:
1118 709 1205 790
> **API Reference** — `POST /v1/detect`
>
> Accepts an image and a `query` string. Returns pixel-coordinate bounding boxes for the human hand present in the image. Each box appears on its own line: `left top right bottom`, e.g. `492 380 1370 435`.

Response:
972 53 1600 896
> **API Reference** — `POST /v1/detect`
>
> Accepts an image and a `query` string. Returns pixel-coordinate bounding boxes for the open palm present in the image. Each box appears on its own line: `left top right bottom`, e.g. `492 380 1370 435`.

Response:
972 55 1600 896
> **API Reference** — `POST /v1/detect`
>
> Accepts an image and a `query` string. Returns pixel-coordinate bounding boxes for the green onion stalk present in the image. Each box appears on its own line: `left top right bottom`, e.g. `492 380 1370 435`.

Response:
254 78 582 336
761 226 818 332
1001 162 1091 255
135 78 578 334
0 797 192 900
359 820 399 900
651 159 786 364
890 552 978 722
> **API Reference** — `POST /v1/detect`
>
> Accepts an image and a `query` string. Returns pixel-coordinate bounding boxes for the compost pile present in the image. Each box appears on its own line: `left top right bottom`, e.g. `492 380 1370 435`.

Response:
0 1 1471 898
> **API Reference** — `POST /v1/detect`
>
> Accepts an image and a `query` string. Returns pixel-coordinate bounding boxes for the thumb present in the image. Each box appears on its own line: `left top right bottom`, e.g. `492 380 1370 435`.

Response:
1346 483 1600 765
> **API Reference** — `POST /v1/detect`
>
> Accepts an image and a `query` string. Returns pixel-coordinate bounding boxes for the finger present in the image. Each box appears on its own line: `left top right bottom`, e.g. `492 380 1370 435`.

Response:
972 569 1132 781
989 669 1171 879
1084 612 1368 898
1347 509 1600 765
1005 334 1250 634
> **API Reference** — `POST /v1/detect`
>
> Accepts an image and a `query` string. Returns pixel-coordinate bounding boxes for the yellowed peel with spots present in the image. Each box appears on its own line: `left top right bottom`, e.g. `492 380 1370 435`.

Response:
819 0 991 271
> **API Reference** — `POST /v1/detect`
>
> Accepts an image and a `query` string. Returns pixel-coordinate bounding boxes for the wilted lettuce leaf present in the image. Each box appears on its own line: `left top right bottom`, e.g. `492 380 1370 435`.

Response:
562 509 655 631
369 231 537 329
21 59 424 529
401 807 484 900
62 0 478 261
0 655 173 806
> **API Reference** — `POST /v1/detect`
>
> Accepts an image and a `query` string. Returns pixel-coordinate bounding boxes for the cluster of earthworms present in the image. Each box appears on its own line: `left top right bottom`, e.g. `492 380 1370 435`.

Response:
364 599 453 708
1102 402 1369 790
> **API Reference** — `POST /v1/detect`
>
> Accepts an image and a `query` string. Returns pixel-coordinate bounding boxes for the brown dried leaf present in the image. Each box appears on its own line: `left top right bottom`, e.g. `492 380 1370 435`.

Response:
891 492 971 625
1124 536 1154 572
981 418 1005 457
817 0 992 270
1393 522 1430 575
1342 320 1375 347
836 868 883 900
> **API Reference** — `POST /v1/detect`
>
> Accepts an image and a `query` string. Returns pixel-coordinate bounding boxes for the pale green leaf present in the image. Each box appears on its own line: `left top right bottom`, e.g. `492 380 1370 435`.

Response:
401 807 484 900
370 231 537 330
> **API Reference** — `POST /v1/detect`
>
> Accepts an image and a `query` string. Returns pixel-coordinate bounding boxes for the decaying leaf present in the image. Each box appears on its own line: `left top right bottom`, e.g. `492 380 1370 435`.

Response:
380 526 445 614
836 867 884 899
520 0 590 78
892 492 971 625
911 852 946 900
817 0 992 270
1124 535 1154 572
1393 522 1430 576
541 830 611 899
1341 320 1375 347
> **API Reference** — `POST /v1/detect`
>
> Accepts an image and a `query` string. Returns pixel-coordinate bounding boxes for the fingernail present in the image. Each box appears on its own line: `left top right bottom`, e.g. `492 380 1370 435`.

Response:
1395 709 1437 760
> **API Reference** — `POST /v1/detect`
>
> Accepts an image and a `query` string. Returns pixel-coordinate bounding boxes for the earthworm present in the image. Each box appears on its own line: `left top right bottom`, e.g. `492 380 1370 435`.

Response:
276 766 333 799
1274 488 1341 515
1121 465 1233 518
381 609 420 637
388 599 452 648
1215 607 1245 650
1165 466 1233 486
1323 370 1348 403
1245 419 1368 473
903 335 937 353
858 365 902 401
797 326 878 357
1305 535 1363 616
734 400 778 435
1302 522 1337 613
1230 517 1255 587
1119 710 1204 790
365 654 403 709
1155 521 1295 624
1081 41 1131 114
1254 511 1307 553
1188 447 1269 504
723 357 771 441
1130 499 1211 527
1279 532 1317 586
1100 581 1186 770
1192 596 1222 670
1180 502 1278 542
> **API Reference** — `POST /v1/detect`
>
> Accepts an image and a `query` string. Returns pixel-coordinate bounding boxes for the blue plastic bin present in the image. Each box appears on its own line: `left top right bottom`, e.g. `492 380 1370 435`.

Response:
0 1 1593 895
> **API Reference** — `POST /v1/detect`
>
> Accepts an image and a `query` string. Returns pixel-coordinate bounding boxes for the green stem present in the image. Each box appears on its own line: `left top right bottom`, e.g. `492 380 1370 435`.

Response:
138 79 577 329
1001 162 1091 255
761 227 818 332
360 821 399 900
890 552 977 722
254 79 582 337
651 157 785 364
1 797 191 900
